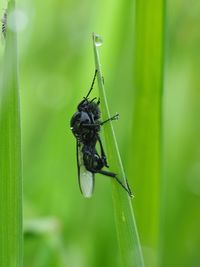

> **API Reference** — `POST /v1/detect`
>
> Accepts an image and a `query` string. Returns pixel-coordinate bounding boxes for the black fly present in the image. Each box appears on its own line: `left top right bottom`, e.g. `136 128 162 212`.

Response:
70 70 133 198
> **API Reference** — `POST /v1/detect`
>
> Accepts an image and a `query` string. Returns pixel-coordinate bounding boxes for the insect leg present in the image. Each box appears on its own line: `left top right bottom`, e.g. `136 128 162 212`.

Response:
100 114 119 126
98 170 133 197
82 123 99 127
83 114 119 127
124 177 133 197
97 136 109 168
85 70 98 99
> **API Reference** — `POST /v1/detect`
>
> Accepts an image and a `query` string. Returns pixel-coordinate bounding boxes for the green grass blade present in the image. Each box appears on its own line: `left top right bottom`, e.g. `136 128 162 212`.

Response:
92 33 144 267
128 0 165 266
0 2 23 267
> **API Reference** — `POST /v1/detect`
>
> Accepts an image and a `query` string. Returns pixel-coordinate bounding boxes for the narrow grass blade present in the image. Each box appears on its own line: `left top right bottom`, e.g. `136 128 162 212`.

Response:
92 33 144 267
0 2 23 267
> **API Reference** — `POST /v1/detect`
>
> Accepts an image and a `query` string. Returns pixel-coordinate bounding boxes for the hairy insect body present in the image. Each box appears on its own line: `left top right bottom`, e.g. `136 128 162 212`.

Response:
70 70 133 197
70 100 102 173
71 106 100 145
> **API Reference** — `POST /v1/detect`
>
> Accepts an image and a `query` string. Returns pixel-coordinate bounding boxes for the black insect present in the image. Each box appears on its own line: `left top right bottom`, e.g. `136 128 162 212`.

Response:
70 70 133 198
1 10 7 38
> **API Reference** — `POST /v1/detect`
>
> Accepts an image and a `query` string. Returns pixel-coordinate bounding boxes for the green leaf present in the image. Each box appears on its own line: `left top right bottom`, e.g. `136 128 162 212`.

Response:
128 0 165 266
0 2 23 267
92 33 144 267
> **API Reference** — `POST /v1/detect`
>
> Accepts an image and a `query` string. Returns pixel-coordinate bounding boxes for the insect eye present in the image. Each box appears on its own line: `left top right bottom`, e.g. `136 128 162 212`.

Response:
80 112 90 124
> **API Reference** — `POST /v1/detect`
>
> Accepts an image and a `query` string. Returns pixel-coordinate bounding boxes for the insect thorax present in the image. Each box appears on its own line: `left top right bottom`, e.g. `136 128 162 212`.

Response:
70 108 100 142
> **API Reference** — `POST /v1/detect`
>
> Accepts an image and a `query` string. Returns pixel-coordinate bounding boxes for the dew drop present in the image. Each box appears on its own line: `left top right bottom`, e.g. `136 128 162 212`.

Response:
94 34 103 47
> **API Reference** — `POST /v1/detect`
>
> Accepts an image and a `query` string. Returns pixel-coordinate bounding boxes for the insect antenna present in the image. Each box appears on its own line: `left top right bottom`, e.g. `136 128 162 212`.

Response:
85 69 98 99
90 97 97 102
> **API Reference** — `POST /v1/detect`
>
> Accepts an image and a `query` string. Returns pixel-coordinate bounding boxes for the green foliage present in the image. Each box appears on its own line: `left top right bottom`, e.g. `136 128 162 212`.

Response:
93 33 144 267
127 0 165 266
0 2 23 267
159 1 200 266
0 0 199 266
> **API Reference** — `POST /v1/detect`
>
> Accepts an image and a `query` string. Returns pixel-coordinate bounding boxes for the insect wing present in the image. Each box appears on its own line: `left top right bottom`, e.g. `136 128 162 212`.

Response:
76 141 94 198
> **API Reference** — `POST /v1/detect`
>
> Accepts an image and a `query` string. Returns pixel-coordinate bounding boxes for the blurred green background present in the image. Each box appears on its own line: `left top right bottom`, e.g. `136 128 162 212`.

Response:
0 0 200 266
